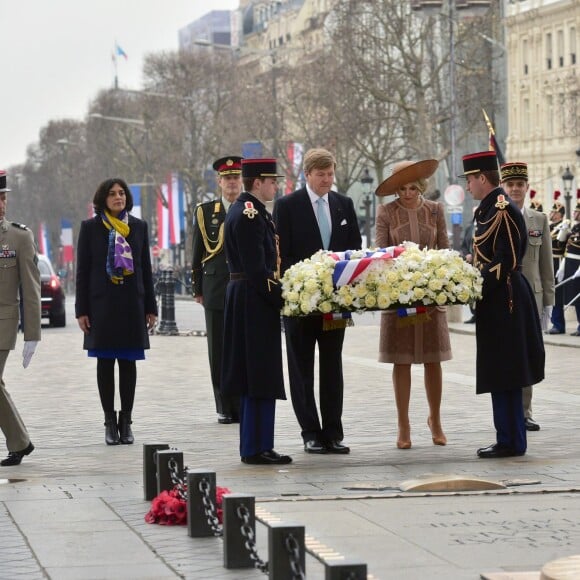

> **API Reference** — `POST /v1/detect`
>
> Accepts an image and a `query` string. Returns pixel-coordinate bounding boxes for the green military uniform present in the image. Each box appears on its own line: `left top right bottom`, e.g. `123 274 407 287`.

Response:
191 156 242 422
0 177 41 458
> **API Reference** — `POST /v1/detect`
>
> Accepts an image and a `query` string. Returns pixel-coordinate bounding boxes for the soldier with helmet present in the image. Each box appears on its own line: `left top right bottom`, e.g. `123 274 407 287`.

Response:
548 191 568 334
555 190 580 335
191 156 243 424
0 170 40 467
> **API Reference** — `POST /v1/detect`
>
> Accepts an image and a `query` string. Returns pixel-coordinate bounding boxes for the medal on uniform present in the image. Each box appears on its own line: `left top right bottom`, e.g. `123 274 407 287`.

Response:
243 201 258 219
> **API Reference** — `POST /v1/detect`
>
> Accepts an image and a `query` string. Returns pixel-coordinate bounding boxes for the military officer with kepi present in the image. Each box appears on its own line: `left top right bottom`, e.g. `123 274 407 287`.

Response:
192 156 243 424
0 170 41 466
221 158 292 465
460 152 544 458
500 161 553 431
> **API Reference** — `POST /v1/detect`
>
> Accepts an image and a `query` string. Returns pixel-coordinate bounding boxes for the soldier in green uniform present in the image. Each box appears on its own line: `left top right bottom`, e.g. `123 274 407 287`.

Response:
191 156 242 423
0 170 40 466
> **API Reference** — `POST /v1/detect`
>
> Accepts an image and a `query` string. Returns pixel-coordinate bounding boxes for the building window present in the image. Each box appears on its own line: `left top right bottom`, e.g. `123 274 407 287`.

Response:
546 32 553 69
557 30 564 66
523 38 529 75
571 27 577 65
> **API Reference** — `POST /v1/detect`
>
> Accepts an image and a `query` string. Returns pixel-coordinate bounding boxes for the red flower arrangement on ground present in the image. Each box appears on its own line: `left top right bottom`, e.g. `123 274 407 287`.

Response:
145 485 231 526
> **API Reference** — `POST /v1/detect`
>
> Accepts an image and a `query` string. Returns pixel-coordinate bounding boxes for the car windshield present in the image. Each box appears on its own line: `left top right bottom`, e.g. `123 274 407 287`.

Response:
38 258 52 276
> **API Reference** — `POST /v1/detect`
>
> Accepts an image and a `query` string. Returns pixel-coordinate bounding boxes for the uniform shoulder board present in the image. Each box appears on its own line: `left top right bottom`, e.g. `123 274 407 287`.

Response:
495 195 509 210
11 221 29 230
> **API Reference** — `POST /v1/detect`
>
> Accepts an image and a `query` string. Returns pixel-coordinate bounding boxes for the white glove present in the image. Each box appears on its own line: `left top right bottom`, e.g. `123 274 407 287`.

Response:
22 341 38 369
541 306 553 332
556 259 566 283
557 221 571 242
574 266 580 280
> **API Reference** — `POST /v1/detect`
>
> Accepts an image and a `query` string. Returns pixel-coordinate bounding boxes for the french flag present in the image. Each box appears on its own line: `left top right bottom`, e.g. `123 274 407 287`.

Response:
167 173 184 246
38 222 51 259
60 219 74 263
157 186 169 250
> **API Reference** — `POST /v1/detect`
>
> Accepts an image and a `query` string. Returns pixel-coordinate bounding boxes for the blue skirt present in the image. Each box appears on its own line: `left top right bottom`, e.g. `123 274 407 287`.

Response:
88 348 145 361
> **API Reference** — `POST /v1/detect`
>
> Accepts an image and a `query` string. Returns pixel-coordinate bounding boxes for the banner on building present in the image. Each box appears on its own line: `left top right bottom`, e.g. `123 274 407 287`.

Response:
157 173 185 249
285 141 304 195
129 184 142 219
38 222 51 259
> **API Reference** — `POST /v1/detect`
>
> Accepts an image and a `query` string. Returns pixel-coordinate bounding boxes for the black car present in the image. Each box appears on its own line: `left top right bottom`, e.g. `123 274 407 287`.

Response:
38 254 66 327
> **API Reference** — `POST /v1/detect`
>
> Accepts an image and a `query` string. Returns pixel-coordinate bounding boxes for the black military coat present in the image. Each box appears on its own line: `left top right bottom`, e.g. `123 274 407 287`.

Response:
221 192 285 400
75 215 157 350
191 200 229 310
473 188 545 394
562 222 580 303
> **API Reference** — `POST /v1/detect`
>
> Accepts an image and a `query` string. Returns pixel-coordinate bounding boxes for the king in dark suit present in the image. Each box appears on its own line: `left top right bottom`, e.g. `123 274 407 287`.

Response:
191 156 242 424
273 148 362 455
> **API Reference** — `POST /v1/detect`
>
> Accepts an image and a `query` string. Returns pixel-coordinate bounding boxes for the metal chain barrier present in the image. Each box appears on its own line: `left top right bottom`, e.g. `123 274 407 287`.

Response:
198 478 223 537
285 533 306 580
167 457 187 500
237 503 269 574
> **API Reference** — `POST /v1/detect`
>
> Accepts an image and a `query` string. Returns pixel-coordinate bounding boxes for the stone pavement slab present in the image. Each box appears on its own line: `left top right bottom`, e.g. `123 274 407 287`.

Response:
0 301 578 579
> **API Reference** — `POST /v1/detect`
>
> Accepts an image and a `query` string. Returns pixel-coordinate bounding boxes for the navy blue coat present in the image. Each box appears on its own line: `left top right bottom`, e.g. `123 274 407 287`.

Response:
221 193 286 400
75 215 157 351
474 188 545 394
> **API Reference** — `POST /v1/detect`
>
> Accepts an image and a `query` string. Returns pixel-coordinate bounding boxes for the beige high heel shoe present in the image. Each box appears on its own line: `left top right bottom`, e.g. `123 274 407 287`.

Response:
427 417 447 446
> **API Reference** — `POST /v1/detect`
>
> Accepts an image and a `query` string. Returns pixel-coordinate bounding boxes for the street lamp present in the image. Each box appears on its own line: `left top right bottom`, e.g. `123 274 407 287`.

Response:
360 167 374 246
562 165 574 218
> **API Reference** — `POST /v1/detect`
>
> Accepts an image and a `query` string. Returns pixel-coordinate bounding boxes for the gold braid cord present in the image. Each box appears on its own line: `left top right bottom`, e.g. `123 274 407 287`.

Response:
196 205 224 264
473 208 520 276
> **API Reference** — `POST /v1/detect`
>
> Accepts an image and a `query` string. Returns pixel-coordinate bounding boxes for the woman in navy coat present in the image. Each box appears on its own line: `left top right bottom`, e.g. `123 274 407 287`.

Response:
75 178 157 445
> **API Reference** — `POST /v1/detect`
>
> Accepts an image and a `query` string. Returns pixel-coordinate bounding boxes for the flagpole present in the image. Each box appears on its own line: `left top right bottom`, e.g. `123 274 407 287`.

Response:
113 41 118 89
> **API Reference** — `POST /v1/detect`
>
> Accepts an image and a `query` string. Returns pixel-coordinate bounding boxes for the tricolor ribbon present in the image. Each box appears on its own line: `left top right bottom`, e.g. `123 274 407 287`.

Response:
330 245 405 288
396 306 428 318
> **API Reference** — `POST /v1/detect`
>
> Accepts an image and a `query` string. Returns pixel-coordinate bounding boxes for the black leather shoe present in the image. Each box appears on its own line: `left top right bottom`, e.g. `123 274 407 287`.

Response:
217 413 233 424
304 439 327 454
477 443 524 458
326 440 350 454
241 450 293 465
525 417 540 431
1 442 34 467
548 327 565 335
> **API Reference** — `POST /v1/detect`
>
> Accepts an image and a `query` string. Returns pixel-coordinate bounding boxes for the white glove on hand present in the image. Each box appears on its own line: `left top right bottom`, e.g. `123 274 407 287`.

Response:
22 341 38 369
574 266 580 280
557 221 571 242
541 306 553 332
556 259 566 283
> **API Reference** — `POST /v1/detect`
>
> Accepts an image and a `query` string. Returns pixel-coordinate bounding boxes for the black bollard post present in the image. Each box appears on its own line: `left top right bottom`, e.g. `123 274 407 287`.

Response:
223 494 256 569
186 470 217 537
143 443 169 500
269 523 305 580
324 560 368 579
157 268 179 335
155 449 183 494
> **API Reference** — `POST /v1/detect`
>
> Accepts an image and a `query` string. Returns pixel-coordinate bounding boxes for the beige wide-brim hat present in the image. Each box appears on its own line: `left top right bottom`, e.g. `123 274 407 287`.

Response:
375 159 439 197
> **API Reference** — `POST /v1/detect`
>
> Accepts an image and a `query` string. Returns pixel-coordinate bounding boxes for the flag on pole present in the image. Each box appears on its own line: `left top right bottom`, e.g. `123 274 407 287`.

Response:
167 173 184 246
60 219 74 263
38 222 51 259
482 109 505 166
115 43 128 60
129 185 142 219
157 186 170 250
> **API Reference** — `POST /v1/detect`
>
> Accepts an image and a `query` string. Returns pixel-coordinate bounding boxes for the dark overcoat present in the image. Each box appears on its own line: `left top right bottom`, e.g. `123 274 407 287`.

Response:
221 192 285 400
191 200 229 310
562 223 580 303
75 215 157 351
474 188 545 394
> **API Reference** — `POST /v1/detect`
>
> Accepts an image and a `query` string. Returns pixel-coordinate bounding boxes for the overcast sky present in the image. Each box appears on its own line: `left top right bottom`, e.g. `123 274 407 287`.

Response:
0 0 238 169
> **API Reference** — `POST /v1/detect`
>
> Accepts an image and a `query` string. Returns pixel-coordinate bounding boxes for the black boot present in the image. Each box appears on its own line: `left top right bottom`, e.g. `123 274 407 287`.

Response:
104 411 119 445
118 411 134 444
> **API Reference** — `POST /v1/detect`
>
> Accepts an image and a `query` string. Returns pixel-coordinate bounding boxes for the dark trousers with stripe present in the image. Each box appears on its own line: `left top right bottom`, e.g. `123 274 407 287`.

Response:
239 396 276 458
491 389 527 454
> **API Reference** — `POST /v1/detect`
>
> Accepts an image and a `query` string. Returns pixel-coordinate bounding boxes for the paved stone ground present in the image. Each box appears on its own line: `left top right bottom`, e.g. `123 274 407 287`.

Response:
0 299 578 579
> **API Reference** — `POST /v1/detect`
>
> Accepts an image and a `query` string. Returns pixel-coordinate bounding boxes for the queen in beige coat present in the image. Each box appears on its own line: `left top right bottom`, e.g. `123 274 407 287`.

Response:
375 160 452 449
